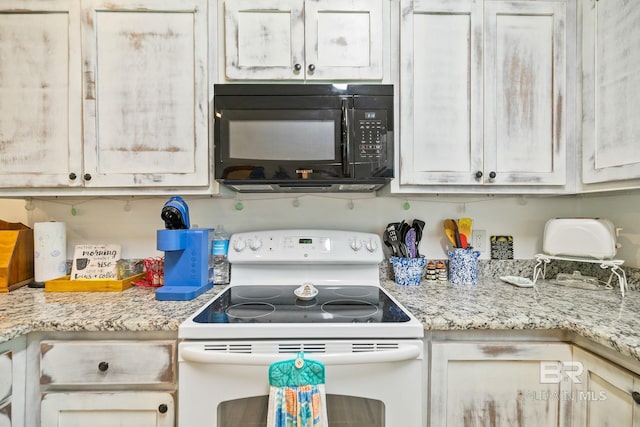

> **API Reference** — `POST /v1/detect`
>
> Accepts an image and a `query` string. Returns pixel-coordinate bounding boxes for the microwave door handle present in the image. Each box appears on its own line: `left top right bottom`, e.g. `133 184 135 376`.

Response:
180 345 420 366
341 98 350 177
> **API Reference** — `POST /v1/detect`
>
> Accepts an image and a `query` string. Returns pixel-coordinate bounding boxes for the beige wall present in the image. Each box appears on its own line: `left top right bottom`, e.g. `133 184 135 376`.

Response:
1 190 638 266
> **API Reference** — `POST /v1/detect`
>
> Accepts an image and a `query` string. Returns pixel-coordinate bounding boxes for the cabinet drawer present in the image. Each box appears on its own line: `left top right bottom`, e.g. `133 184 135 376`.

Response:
0 351 11 403
40 340 175 386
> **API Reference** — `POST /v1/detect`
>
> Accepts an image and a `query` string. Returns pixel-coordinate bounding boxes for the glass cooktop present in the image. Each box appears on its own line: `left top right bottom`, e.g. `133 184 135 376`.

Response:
192 285 411 324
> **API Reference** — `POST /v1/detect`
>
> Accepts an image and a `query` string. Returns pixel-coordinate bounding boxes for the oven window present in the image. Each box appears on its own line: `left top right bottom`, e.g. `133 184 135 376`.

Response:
228 120 336 161
218 394 384 426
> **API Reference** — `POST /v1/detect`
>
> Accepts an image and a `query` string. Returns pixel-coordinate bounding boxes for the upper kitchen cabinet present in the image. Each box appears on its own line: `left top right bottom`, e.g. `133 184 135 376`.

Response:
81 0 209 189
395 0 574 194
0 0 210 195
581 0 640 191
0 0 82 189
221 0 386 81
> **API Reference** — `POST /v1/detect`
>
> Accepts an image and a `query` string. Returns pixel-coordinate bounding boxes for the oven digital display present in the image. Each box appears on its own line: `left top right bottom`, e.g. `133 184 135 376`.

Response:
299 238 313 244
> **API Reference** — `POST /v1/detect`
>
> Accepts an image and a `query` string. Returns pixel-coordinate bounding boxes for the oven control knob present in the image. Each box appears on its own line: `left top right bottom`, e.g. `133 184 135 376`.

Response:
366 239 378 252
232 238 246 252
249 239 263 251
350 238 362 252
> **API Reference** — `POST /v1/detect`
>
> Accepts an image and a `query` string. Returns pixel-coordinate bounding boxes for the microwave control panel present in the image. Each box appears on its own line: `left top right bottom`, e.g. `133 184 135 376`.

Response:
354 110 387 161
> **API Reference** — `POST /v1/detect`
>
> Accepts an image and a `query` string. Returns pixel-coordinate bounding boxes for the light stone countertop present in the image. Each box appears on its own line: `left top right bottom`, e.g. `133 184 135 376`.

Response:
1 279 639 363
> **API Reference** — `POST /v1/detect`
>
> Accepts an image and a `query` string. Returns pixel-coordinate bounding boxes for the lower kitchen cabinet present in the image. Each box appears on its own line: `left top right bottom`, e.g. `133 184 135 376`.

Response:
430 341 573 427
40 392 174 427
36 339 176 427
572 347 640 427
0 337 26 427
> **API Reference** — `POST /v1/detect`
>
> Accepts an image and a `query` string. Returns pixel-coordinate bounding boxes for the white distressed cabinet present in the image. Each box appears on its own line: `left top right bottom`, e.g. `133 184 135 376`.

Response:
0 337 26 427
430 341 573 426
81 0 209 188
572 347 640 427
0 349 12 427
39 340 176 427
0 0 209 193
222 0 384 81
581 0 640 188
0 0 82 189
397 0 569 193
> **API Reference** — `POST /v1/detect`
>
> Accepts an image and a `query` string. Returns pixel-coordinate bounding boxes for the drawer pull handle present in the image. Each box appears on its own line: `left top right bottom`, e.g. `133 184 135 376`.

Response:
98 361 109 372
158 403 168 414
632 391 640 404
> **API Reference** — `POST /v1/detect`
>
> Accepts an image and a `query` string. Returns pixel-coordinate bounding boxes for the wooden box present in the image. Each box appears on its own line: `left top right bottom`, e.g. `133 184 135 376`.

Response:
0 220 34 292
44 273 145 292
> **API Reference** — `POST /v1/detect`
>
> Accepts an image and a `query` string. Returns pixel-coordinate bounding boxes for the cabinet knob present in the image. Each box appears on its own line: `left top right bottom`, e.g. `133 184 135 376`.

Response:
632 391 640 404
98 361 109 372
84 173 92 181
308 64 315 72
475 171 483 179
294 63 302 72
158 403 168 414
488 171 497 180
69 173 77 180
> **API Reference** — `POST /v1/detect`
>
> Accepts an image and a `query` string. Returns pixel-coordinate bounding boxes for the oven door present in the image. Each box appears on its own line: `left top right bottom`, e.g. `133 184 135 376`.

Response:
178 339 424 427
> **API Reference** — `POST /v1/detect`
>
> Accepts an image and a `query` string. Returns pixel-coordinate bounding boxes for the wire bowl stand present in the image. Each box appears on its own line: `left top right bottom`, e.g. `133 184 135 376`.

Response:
533 253 627 297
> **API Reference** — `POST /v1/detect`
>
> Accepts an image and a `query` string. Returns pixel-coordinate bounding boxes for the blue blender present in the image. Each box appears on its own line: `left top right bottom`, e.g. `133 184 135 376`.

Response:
155 196 213 301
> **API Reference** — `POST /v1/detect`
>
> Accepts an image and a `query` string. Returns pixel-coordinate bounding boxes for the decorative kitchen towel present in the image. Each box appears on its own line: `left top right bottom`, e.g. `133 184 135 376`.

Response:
267 353 328 427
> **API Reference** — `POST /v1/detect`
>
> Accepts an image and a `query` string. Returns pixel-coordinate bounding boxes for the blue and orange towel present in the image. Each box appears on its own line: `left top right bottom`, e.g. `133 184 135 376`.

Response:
266 353 327 427
266 383 327 427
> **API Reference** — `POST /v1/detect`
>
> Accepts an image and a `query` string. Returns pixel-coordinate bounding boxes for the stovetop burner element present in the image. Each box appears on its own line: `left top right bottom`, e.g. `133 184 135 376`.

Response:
321 299 379 318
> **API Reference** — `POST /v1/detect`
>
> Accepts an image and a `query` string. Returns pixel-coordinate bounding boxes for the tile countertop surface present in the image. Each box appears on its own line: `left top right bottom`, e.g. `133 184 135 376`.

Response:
1 279 639 364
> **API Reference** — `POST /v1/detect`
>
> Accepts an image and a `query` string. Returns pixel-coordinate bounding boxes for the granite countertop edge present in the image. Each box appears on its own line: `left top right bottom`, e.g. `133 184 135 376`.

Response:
1 278 639 364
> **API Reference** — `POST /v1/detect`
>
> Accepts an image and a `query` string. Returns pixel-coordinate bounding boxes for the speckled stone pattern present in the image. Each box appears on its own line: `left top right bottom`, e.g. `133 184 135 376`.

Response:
381 259 640 290
2 260 640 367
0 285 222 343
380 276 640 363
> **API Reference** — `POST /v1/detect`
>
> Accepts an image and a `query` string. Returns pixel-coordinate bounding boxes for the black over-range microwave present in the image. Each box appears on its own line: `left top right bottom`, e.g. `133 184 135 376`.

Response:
213 84 394 192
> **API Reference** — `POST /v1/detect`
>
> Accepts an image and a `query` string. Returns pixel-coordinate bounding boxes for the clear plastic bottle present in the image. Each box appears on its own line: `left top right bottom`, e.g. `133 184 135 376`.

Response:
212 225 230 285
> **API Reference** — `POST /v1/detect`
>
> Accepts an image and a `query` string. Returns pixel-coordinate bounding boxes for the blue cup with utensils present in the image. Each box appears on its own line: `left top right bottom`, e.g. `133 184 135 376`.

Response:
447 248 481 285
390 257 426 286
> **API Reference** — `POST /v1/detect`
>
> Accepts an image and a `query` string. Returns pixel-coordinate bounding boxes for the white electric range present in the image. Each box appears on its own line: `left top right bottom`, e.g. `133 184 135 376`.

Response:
178 229 424 427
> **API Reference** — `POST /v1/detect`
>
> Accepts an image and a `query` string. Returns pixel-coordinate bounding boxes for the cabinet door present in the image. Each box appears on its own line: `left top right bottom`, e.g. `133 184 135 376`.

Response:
0 338 25 427
0 401 10 427
81 0 209 187
572 347 640 427
224 0 305 80
0 0 82 188
484 1 566 186
430 342 572 427
304 0 383 80
399 0 483 186
0 351 11 404
41 392 174 427
582 0 640 184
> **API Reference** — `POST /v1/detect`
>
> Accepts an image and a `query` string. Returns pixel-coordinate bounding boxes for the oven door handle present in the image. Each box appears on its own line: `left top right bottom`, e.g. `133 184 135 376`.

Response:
180 346 420 366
